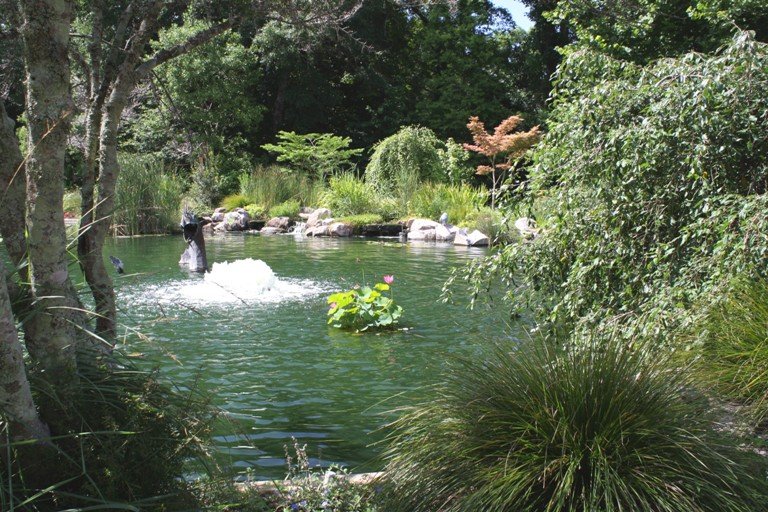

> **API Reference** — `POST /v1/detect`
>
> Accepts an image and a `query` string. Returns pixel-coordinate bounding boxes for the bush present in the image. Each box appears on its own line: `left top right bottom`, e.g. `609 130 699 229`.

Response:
114 153 184 235
269 199 301 219
409 182 485 225
689 278 768 428
382 337 768 512
320 173 378 216
336 214 384 227
464 207 511 243
261 131 362 181
221 193 250 210
244 203 267 220
447 32 768 339
365 126 444 207
436 138 474 186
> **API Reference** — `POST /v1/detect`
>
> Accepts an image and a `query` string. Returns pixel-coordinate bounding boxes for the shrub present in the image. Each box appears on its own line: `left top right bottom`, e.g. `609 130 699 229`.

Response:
464 207 511 243
244 203 267 220
689 278 768 428
365 126 444 200
320 173 378 216
261 131 363 181
447 32 768 339
269 199 301 219
221 193 250 210
436 138 474 185
114 153 184 235
382 337 768 512
409 182 485 225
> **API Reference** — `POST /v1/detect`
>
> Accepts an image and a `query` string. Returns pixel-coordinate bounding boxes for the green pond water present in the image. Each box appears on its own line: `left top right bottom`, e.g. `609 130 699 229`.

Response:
108 233 516 480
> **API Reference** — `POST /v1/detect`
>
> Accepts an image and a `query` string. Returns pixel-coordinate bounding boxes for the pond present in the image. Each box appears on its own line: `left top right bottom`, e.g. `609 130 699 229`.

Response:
109 233 516 480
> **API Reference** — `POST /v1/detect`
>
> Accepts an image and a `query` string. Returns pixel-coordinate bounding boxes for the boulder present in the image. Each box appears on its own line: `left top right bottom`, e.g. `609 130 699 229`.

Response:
454 229 490 247
260 226 285 235
306 208 332 228
408 218 440 232
211 211 226 223
266 216 294 230
306 224 330 237
248 219 266 231
328 222 354 237
408 228 436 241
223 209 250 231
435 223 455 242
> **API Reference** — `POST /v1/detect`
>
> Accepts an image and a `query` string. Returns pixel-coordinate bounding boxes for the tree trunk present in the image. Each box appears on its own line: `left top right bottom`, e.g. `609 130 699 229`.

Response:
0 258 49 442
0 101 27 273
19 0 82 377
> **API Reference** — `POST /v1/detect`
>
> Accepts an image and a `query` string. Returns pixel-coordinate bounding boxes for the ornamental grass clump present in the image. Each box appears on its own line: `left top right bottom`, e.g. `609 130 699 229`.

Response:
690 278 768 429
381 337 768 512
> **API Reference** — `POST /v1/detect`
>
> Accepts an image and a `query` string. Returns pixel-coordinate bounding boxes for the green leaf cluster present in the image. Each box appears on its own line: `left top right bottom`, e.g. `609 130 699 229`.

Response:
327 283 403 332
446 32 768 341
261 131 363 181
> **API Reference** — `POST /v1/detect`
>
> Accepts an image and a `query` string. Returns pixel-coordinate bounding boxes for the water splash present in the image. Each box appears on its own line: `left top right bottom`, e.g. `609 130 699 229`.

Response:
124 258 330 307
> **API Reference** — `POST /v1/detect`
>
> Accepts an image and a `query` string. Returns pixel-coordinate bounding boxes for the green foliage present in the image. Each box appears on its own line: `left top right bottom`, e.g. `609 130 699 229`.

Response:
436 137 474 185
239 166 321 212
262 131 362 181
221 193 250 210
244 203 268 220
63 189 81 217
409 182 485 225
268 439 378 512
320 173 379 216
1 354 215 509
382 337 768 512
463 207 511 243
447 33 768 339
336 214 384 227
688 278 768 428
114 153 184 235
269 199 301 219
327 278 402 332
187 152 224 212
365 126 444 197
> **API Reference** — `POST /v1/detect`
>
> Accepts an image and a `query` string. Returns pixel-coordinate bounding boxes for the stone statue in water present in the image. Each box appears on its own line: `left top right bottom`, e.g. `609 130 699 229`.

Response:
179 207 209 272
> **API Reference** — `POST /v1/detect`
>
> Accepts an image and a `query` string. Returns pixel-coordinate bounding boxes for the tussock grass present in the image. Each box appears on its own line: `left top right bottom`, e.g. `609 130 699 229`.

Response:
382 337 768 512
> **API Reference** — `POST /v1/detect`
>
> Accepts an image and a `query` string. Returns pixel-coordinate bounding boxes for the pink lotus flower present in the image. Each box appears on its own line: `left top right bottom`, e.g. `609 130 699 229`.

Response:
383 275 394 284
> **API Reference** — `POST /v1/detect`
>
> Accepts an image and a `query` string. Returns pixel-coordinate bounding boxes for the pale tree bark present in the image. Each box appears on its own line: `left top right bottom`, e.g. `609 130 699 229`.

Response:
0 258 49 442
19 0 83 377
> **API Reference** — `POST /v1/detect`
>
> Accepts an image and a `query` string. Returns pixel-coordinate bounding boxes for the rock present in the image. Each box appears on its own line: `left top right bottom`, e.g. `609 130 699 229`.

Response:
435 223 455 242
454 229 489 247
408 228 436 241
328 222 354 237
266 216 294 230
408 218 440 232
306 224 330 237
223 209 250 231
306 208 332 228
211 211 225 223
260 226 285 235
514 217 540 239
213 222 228 233
214 207 227 213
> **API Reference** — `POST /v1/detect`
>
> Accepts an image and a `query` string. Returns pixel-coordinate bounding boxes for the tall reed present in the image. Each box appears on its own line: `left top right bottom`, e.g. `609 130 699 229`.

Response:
114 153 183 235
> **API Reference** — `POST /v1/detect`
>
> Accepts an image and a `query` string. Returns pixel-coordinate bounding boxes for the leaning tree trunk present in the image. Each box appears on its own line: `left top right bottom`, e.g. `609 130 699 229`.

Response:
0 258 49 442
18 0 82 378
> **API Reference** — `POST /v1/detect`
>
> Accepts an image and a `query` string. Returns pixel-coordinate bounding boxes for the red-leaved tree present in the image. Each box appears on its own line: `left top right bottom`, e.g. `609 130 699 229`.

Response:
463 115 541 208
